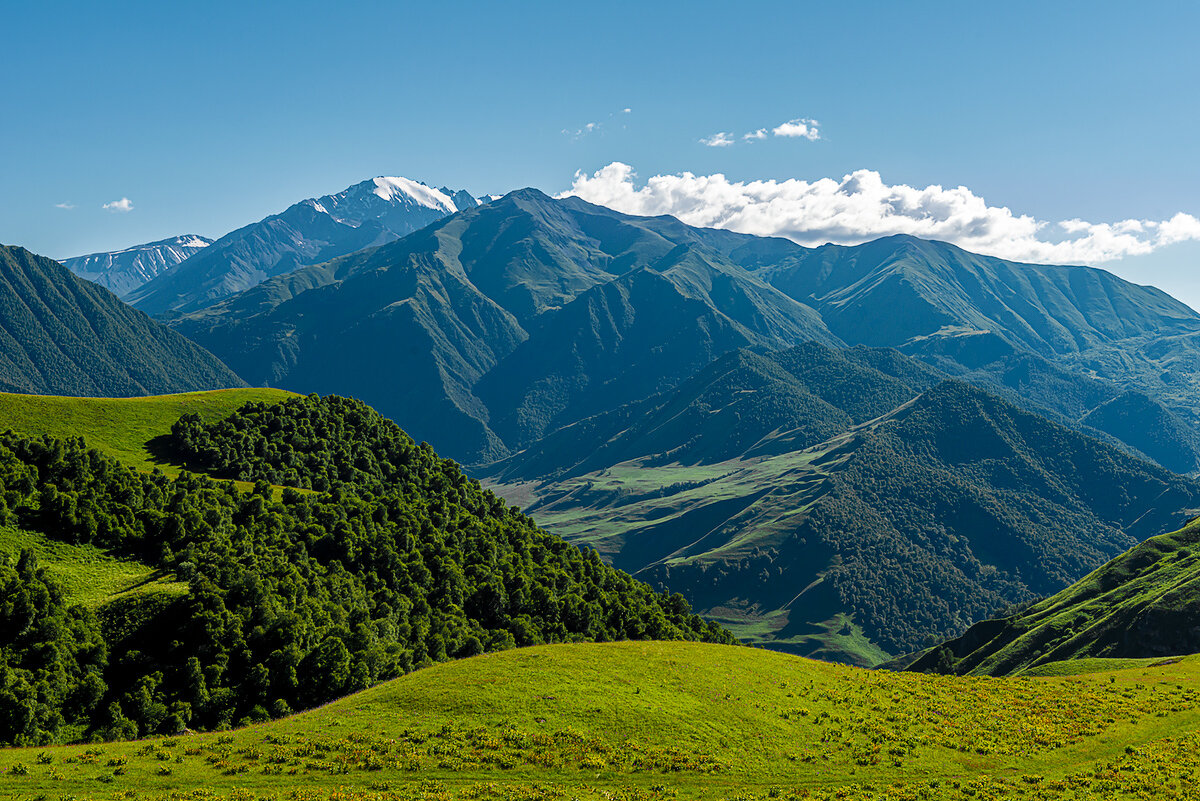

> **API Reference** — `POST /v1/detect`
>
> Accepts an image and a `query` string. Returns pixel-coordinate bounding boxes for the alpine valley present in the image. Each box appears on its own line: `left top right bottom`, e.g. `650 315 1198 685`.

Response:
5 174 1200 801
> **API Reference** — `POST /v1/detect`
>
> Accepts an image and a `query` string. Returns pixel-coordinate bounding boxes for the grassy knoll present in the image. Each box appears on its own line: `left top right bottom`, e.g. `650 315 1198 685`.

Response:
0 388 295 475
0 641 1198 799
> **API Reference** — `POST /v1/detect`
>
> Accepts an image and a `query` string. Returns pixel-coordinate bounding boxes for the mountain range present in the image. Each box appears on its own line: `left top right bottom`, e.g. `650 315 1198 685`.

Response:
163 189 1200 472
62 234 212 298
125 177 480 315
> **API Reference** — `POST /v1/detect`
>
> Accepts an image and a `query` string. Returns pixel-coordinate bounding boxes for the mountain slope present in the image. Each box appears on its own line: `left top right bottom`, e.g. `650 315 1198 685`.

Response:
128 177 479 315
487 357 1200 664
908 517 1200 676
1081 390 1200 474
174 190 836 462
62 234 212 297
0 244 245 396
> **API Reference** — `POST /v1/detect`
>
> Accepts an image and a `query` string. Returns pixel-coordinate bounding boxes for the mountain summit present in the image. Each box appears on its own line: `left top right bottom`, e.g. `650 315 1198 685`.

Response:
127 177 480 315
62 234 212 298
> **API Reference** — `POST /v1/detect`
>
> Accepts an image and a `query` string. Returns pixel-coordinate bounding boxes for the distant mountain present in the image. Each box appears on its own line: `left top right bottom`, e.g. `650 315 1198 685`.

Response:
128 177 480 315
167 193 1200 470
173 190 834 462
907 516 1200 676
485 349 1200 665
758 234 1200 434
62 234 212 298
0 244 245 396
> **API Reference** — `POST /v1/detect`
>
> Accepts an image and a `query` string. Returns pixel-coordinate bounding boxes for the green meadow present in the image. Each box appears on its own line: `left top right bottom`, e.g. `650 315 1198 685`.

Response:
0 389 295 475
0 641 1197 800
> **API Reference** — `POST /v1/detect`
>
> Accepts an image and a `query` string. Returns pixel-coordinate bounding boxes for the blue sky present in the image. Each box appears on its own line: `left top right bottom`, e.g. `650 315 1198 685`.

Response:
4 1 1199 304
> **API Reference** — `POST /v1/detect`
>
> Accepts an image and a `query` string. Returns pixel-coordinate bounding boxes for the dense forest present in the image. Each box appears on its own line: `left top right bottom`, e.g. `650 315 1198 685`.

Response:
0 395 729 745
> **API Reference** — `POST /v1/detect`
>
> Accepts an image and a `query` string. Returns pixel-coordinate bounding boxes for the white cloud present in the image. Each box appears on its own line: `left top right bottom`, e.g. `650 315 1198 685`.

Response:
622 108 632 114
700 132 735 148
562 162 1200 265
772 118 821 140
102 198 134 213
54 202 75 210
743 129 768 141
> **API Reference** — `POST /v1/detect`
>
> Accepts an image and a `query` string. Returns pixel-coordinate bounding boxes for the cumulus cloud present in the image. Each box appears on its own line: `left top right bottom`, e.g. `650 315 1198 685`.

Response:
54 202 75 210
772 118 820 140
102 198 134 213
699 132 735 148
743 129 768 141
562 162 1200 265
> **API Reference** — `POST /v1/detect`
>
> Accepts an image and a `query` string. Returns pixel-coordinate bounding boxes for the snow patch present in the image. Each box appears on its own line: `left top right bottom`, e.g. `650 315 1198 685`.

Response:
371 177 458 213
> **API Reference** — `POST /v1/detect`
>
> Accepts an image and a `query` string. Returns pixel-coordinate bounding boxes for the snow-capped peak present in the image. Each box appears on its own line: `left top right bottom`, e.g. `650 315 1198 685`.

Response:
369 177 458 213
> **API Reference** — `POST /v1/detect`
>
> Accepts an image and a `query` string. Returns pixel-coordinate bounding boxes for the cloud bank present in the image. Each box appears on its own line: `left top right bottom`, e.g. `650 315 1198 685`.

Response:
102 198 134 213
563 163 1200 265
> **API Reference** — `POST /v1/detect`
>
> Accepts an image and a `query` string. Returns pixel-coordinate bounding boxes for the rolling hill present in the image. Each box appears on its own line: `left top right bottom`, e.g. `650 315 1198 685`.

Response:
0 245 246 397
0 640 1196 799
907 516 1200 676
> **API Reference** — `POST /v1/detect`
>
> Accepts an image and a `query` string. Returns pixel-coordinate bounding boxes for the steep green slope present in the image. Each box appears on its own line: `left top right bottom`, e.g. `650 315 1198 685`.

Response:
0 393 730 745
0 641 1199 799
489 377 1200 664
0 245 246 397
908 517 1200 676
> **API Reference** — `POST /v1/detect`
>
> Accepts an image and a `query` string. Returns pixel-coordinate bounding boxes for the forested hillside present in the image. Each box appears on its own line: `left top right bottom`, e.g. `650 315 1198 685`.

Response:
0 395 728 745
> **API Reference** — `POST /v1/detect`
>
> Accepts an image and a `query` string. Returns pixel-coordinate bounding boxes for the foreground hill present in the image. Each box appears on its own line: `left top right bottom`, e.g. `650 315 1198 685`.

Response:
0 392 726 746
0 640 1197 800
908 517 1200 676
0 245 246 396
61 234 212 298
487 345 1200 664
129 177 480 315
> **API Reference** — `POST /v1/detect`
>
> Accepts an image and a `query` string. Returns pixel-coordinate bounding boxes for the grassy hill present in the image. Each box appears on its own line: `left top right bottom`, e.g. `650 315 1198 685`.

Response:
0 640 1197 799
0 388 296 474
908 516 1200 676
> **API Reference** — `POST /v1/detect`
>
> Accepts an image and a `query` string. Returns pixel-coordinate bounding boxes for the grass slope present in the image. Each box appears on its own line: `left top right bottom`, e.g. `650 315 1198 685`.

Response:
0 641 1199 799
0 388 295 474
909 517 1200 676
0 527 185 609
